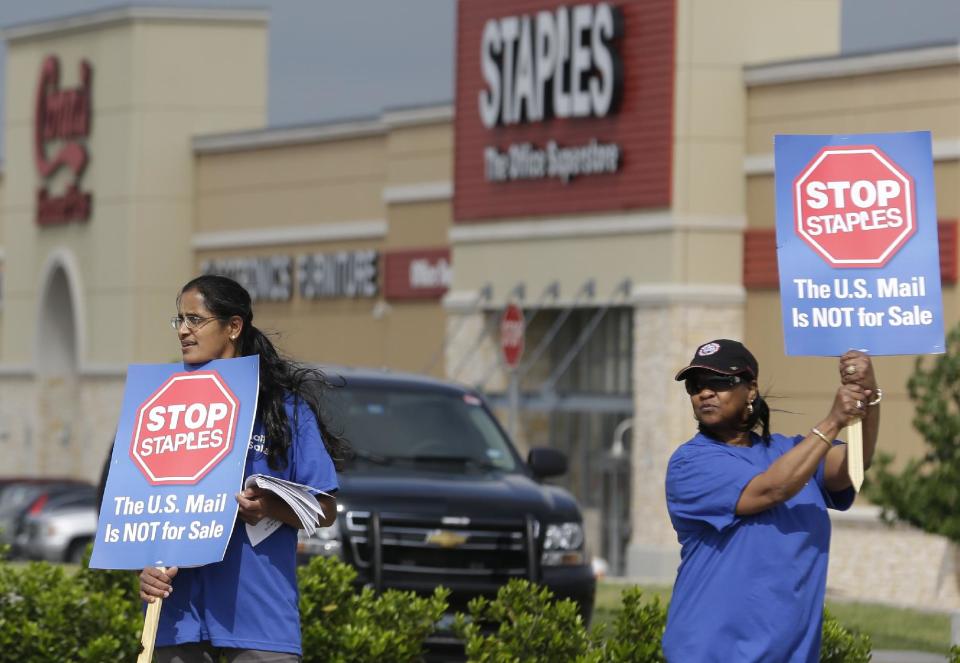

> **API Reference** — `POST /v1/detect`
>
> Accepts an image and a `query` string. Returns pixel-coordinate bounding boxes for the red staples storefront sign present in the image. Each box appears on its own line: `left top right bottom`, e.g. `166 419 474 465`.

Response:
35 55 93 226
455 0 675 222
383 248 452 300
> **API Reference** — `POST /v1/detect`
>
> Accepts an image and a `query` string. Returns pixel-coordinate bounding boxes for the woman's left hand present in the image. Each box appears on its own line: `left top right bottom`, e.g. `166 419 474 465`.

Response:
236 487 276 525
839 350 877 395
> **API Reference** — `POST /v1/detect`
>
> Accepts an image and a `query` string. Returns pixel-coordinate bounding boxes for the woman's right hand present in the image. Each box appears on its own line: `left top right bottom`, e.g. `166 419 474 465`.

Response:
139 566 178 603
827 382 869 429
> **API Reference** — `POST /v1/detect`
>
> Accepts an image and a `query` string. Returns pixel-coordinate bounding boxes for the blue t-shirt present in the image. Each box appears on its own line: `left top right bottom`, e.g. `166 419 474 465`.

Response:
662 432 854 663
155 397 339 655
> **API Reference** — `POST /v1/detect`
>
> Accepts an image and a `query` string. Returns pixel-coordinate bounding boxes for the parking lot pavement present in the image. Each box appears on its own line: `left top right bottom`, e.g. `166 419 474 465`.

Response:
872 650 949 663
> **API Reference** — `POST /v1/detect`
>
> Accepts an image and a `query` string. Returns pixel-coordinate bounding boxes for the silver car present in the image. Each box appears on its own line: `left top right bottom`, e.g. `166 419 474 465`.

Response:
19 503 98 564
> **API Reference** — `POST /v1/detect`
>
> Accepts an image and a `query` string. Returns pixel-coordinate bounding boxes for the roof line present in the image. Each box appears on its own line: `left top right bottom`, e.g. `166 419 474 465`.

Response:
193 103 453 154
745 42 960 86
2 5 269 42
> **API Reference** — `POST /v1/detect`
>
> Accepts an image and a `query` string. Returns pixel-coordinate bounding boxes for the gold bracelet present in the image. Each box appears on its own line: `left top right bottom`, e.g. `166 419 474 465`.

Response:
867 387 882 406
810 427 832 449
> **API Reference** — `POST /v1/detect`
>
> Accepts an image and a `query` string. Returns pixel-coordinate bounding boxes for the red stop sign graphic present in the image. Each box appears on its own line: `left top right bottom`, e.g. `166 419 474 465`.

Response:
500 304 525 369
794 145 916 268
130 371 240 485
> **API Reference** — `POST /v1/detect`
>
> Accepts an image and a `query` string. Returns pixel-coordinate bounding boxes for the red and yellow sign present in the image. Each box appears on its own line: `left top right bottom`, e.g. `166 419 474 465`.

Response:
34 55 93 226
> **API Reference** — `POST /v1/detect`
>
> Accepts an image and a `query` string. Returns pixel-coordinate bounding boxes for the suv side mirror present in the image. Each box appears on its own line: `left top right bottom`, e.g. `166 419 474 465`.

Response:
527 447 568 478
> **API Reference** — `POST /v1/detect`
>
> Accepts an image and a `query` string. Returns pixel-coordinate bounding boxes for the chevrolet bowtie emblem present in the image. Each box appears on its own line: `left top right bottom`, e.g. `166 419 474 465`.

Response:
425 529 467 548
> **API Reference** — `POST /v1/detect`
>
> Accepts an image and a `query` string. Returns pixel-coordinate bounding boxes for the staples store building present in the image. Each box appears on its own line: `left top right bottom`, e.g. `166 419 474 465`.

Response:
0 7 454 481
1 3 958 603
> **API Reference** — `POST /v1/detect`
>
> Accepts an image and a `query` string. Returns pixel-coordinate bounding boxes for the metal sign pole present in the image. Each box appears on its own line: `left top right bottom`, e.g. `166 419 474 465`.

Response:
507 369 520 439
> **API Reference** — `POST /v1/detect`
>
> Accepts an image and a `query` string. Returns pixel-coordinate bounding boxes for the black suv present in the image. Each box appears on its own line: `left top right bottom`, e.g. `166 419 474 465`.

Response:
300 368 596 623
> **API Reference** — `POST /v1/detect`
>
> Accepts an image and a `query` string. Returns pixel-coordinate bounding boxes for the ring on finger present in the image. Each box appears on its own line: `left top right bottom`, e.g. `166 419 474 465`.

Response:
845 365 857 375
856 400 863 409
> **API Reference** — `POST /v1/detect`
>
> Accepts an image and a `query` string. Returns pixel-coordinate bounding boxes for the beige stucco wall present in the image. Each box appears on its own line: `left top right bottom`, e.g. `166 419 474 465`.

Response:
385 201 450 249
0 174 5 356
384 121 452 188
194 119 453 373
2 11 267 369
196 135 387 233
746 66 960 154
673 0 840 219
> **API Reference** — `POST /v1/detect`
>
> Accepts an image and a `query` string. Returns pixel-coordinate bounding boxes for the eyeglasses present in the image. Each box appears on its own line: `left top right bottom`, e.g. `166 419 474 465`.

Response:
684 374 743 396
170 314 221 331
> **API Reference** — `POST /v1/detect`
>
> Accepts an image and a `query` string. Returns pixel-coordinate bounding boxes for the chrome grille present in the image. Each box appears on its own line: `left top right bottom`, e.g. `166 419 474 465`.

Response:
344 510 534 578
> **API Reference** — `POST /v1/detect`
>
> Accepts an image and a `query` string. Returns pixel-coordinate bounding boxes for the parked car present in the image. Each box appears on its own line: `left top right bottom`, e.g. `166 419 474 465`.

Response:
6 482 96 558
0 477 92 548
19 502 97 564
297 368 596 636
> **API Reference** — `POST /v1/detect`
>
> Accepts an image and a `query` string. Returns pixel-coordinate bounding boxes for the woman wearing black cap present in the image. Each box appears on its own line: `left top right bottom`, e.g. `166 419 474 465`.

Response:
661 339 880 662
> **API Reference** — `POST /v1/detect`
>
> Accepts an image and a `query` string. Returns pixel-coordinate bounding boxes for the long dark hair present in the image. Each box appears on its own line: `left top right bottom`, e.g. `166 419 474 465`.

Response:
179 274 349 471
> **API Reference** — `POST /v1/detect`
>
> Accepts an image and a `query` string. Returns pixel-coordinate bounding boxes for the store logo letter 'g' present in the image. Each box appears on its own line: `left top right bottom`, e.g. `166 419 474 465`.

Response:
34 55 94 226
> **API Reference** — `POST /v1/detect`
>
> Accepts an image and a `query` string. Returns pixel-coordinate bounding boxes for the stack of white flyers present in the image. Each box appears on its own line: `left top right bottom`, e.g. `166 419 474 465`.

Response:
243 474 331 546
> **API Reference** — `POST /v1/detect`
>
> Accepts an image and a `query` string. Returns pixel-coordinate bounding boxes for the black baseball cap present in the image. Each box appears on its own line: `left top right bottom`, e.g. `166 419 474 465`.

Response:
674 339 758 381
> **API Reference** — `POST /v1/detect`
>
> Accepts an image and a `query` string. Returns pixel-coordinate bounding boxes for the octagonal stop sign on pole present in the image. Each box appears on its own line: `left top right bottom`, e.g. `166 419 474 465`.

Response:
500 303 525 370
794 145 916 268
130 371 240 485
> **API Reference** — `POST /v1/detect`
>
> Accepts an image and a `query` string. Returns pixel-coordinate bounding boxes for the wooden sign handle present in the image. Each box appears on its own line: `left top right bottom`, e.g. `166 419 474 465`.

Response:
847 420 864 492
137 566 165 663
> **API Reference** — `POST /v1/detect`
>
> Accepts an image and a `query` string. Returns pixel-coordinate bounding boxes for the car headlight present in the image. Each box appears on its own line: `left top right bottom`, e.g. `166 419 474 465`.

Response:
541 522 586 567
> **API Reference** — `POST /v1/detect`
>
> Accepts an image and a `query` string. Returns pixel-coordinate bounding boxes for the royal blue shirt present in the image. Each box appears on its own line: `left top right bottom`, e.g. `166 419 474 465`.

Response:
155 397 339 655
662 432 854 663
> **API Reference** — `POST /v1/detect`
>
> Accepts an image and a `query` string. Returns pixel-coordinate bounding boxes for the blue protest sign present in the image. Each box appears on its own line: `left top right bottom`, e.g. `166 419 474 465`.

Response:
775 131 945 356
90 355 259 569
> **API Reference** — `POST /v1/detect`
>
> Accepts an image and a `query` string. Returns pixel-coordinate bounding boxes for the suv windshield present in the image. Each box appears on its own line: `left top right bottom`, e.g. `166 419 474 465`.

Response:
333 385 519 473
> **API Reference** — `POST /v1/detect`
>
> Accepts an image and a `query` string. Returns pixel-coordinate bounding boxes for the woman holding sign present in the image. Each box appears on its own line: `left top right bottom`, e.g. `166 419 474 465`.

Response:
139 275 346 663
662 339 880 662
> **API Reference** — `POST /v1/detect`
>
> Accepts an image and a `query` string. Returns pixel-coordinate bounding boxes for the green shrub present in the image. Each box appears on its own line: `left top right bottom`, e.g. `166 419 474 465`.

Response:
0 560 141 662
298 555 448 663
452 580 871 663
0 553 876 663
453 578 598 663
820 608 872 663
865 323 960 543
595 586 666 662
949 644 960 663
